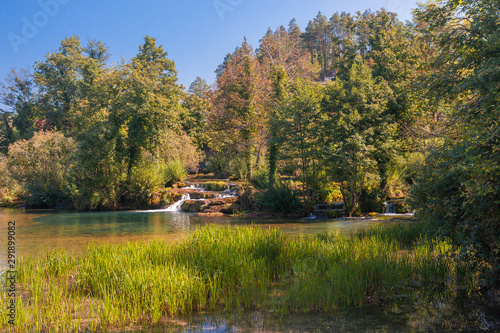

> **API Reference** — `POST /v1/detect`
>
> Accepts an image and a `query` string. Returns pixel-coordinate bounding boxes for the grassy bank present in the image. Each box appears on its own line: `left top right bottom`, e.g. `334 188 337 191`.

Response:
1 222 477 332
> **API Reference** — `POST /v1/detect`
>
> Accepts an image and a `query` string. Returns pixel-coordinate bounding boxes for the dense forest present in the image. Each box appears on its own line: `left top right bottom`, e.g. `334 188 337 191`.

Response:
0 0 498 285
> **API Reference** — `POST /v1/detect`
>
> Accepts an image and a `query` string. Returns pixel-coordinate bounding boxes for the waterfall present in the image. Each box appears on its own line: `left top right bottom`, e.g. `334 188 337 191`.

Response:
165 194 191 212
385 202 396 214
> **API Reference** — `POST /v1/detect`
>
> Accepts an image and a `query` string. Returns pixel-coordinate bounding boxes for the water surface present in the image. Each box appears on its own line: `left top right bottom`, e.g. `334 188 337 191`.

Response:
1 208 498 332
0 207 380 259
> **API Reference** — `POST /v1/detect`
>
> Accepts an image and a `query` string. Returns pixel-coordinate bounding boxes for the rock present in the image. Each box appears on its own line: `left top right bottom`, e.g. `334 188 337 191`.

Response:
181 197 239 213
181 200 206 212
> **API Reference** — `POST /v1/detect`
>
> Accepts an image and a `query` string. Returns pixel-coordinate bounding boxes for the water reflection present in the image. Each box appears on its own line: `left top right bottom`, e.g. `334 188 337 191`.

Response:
0 208 382 258
0 208 498 332
129 296 500 332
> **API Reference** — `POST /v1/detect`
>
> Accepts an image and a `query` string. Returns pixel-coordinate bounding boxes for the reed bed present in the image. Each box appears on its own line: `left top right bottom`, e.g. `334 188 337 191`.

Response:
0 221 476 332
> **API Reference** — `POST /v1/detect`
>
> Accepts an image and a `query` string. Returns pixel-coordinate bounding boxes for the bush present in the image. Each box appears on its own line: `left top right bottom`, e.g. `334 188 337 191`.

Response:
256 181 302 214
25 182 66 209
410 143 500 287
204 181 227 191
317 181 343 203
163 160 187 186
0 157 24 199
230 156 249 180
7 131 76 208
126 162 165 207
359 189 383 213
206 153 230 178
252 167 270 190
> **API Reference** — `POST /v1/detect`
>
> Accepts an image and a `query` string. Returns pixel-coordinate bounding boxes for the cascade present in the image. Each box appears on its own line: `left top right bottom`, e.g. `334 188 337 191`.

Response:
385 202 396 214
165 194 191 212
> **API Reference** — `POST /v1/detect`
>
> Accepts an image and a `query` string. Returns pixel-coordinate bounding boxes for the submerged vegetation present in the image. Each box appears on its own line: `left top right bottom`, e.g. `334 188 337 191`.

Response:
0 222 480 332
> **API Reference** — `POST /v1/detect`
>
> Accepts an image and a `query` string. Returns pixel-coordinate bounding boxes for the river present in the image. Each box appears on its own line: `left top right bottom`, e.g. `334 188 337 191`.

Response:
0 207 498 332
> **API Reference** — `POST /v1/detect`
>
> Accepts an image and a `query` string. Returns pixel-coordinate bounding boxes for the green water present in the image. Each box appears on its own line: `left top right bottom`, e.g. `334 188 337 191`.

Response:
0 207 379 257
1 208 498 332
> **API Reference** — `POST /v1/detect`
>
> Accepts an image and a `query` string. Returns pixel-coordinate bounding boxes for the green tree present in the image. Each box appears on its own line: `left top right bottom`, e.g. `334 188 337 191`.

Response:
411 0 500 286
281 79 325 200
0 69 40 140
322 62 393 215
303 12 332 77
180 77 212 151
117 35 183 172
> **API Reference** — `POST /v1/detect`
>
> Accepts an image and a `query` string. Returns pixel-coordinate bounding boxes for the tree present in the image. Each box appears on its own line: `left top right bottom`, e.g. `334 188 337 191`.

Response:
257 25 317 81
322 62 393 215
0 69 40 140
411 0 500 286
303 12 332 77
180 77 212 151
118 35 183 172
211 39 265 180
281 79 325 201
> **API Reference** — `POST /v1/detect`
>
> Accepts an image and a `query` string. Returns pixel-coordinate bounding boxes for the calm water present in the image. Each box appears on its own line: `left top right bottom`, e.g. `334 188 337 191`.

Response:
0 207 379 258
1 208 498 332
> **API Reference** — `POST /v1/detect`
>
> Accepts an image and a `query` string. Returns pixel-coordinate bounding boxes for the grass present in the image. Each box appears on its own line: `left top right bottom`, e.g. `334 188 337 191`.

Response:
203 181 228 191
1 221 477 332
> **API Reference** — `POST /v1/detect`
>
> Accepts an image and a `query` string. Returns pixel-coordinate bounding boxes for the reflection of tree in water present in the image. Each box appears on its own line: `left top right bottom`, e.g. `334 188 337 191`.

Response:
406 292 499 331
167 212 192 232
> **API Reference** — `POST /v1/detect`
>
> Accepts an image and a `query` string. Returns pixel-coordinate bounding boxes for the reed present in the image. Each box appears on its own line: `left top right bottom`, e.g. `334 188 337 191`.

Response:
1 221 476 332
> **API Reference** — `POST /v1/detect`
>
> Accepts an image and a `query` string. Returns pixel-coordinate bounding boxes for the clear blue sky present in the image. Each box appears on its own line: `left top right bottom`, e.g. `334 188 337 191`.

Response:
0 0 417 89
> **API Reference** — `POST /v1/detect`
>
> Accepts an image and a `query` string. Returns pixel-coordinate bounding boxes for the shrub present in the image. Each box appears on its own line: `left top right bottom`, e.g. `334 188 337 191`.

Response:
204 181 227 191
251 167 270 190
359 189 383 213
256 181 302 214
230 156 249 180
163 160 187 186
206 153 232 179
8 131 76 208
126 162 165 207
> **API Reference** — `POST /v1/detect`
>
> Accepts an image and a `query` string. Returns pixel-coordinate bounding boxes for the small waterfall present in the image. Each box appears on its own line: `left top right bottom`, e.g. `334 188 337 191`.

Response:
165 194 191 212
385 202 396 214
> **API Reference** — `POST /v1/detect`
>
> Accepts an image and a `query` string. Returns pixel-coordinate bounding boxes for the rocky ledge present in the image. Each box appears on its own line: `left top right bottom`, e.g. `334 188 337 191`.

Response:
181 197 241 216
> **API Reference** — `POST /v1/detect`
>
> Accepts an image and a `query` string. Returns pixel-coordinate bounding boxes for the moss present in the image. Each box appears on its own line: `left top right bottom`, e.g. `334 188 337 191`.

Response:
204 181 228 192
181 200 206 212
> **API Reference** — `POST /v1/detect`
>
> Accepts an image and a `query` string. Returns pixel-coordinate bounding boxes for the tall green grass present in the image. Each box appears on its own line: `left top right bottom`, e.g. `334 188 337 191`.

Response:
1 221 476 332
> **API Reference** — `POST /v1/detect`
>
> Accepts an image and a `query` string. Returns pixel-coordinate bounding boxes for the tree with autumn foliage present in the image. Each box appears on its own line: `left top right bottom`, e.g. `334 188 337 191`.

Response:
210 39 266 180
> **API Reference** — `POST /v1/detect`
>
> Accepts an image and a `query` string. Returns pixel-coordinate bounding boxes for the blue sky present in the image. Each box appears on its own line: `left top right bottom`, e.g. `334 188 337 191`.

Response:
0 0 418 90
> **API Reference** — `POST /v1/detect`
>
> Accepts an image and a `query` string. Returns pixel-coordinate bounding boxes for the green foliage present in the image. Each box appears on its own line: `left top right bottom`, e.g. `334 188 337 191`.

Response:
322 61 393 215
280 79 325 200
125 162 165 207
230 156 250 181
7 131 76 208
163 159 187 186
411 0 500 287
359 189 383 213
0 156 23 199
206 152 232 179
251 166 270 190
204 181 227 192
11 222 475 331
256 181 302 214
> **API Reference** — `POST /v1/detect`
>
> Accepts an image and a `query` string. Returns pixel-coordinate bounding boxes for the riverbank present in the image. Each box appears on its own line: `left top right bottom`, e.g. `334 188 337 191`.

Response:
2 221 498 332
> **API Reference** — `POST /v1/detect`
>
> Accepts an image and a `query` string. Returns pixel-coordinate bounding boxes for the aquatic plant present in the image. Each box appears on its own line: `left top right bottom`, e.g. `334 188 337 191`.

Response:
1 222 476 332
